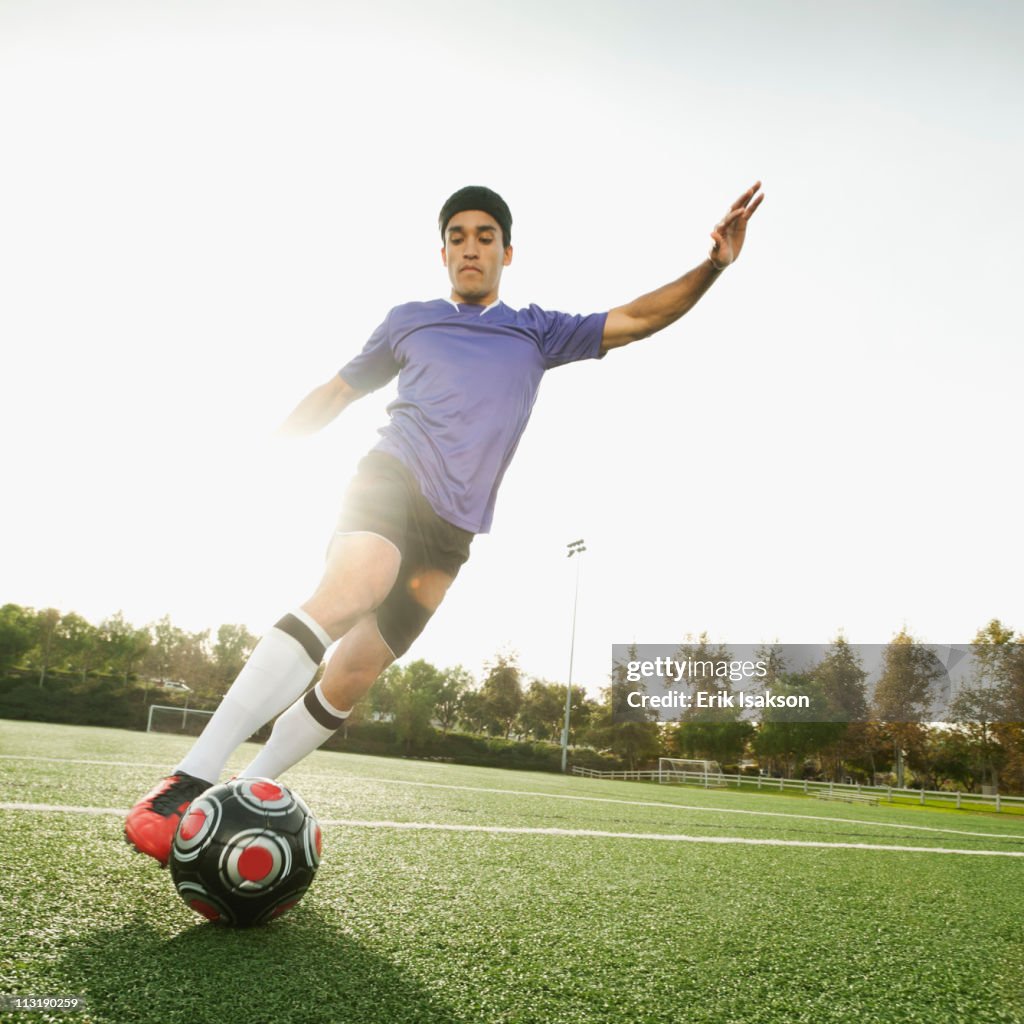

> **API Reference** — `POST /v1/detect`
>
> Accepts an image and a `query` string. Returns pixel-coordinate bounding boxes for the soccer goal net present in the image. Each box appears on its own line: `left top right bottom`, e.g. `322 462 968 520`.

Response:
147 704 214 737
658 758 726 787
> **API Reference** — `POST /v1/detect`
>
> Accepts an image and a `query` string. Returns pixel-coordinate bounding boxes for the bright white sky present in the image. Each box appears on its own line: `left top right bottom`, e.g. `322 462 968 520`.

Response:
1 0 1021 696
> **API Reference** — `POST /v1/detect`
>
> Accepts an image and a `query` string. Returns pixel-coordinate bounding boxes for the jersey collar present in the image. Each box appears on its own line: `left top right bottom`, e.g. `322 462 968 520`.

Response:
446 298 502 315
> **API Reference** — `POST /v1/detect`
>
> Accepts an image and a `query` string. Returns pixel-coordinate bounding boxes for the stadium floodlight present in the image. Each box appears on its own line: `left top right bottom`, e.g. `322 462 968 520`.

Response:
561 539 586 773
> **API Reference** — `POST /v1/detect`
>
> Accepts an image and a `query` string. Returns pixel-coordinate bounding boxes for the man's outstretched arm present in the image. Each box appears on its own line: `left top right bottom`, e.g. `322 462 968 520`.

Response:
278 373 364 436
601 182 763 352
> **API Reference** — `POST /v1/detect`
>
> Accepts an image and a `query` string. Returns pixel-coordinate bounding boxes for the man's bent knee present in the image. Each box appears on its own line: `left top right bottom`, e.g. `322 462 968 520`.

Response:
319 616 395 710
303 533 401 639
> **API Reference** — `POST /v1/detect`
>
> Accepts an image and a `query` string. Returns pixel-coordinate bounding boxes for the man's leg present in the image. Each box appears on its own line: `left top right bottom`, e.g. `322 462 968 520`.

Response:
240 567 457 779
176 532 400 782
124 532 400 865
240 615 394 779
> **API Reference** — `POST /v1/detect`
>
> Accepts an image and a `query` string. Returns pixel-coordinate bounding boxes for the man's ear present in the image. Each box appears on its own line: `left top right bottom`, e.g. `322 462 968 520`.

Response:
441 245 448 267
503 245 513 267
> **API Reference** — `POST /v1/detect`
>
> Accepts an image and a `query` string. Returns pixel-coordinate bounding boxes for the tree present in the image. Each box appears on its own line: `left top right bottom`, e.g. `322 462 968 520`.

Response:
210 623 259 696
368 663 403 720
518 679 560 741
997 723 1024 795
585 645 662 770
586 687 662 770
948 686 1006 791
567 686 598 745
144 616 214 695
753 672 845 778
873 630 945 787
813 635 869 781
519 680 594 744
845 719 903 786
670 635 751 767
873 630 945 722
948 620 1024 792
971 619 1024 720
434 665 473 735
98 612 152 685
29 608 61 687
925 727 976 791
671 717 754 767
755 642 787 689
0 603 35 673
479 655 524 738
815 635 869 722
457 687 490 735
390 660 445 751
58 612 103 683
674 634 737 694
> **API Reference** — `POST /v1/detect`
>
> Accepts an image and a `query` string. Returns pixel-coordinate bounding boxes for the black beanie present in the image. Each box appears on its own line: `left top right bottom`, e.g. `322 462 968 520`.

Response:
438 186 512 247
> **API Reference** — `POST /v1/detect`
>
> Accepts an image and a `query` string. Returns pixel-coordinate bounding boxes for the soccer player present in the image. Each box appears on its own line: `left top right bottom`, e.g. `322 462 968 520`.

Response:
125 182 763 865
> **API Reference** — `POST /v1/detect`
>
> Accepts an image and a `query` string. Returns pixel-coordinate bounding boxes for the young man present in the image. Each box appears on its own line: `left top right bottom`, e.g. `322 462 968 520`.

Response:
125 182 763 866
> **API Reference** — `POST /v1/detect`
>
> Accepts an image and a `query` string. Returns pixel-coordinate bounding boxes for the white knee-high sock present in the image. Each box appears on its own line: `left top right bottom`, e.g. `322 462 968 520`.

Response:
240 680 350 780
174 609 333 783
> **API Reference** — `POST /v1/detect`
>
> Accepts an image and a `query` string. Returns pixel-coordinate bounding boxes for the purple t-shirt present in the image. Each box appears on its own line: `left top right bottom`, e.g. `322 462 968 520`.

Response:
339 298 607 533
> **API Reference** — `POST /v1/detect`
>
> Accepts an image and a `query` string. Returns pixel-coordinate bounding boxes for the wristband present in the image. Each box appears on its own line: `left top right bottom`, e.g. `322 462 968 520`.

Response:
707 254 728 271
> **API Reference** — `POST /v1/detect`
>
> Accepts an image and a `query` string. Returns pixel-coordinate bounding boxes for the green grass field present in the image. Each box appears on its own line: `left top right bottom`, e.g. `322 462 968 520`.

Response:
2 719 1023 1024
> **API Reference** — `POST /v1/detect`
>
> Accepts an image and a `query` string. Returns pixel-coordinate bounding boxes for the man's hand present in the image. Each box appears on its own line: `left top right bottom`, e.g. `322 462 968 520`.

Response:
708 181 764 269
601 180 765 351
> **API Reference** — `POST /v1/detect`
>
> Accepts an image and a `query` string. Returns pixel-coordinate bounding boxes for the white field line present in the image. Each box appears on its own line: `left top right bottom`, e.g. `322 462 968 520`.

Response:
321 818 1024 858
321 774 1024 844
2 802 128 815
1 801 1023 858
3 753 1023 844
0 754 171 769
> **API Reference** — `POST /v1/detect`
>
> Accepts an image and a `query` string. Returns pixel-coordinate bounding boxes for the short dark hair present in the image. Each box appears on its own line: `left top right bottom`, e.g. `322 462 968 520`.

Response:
438 186 512 248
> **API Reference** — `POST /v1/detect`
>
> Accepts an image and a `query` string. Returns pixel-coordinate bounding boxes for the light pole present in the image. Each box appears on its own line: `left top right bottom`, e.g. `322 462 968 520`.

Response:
561 538 586 773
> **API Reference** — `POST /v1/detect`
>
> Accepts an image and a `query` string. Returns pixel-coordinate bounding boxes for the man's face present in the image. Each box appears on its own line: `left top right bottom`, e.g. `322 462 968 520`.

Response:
441 210 513 305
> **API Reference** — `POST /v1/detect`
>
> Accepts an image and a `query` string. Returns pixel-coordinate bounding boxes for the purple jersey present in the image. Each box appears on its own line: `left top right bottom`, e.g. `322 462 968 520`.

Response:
339 299 607 533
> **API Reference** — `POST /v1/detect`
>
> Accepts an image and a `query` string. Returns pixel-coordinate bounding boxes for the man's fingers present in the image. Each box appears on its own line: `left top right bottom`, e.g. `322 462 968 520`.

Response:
719 188 764 232
730 181 762 212
708 182 762 266
717 208 744 232
742 192 765 220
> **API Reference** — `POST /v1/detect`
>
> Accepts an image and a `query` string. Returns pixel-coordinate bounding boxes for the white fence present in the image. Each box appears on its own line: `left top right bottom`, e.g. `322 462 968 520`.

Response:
569 765 1024 814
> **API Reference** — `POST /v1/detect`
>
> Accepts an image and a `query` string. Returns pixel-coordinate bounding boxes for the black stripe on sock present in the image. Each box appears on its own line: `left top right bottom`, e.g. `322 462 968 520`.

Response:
303 688 347 730
274 613 326 665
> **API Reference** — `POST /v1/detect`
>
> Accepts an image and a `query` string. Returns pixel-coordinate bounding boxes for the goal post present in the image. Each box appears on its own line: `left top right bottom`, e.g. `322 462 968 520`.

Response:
147 703 215 736
658 758 725 787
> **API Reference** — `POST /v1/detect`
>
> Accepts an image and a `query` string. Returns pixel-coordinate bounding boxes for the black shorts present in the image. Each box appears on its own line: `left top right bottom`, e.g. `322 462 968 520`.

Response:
336 451 474 658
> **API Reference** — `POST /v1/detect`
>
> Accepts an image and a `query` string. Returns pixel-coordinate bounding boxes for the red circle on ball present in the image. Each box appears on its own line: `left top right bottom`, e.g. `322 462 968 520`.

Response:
315 826 322 857
251 781 283 802
238 844 275 881
180 808 206 840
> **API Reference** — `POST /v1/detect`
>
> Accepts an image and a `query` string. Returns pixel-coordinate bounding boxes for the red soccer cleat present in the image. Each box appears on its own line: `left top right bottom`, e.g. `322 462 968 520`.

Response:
124 772 213 867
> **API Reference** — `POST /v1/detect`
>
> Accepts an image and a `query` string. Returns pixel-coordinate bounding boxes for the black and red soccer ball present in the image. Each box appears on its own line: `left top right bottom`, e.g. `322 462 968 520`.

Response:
169 777 321 927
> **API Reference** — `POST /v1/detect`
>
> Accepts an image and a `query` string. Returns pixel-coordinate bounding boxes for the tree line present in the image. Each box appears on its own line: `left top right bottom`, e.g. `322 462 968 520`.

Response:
613 625 1024 794
0 604 259 700
1 603 1021 794
0 602 607 756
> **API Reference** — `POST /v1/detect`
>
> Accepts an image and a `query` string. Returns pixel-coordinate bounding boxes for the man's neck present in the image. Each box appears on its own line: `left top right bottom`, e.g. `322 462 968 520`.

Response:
450 289 500 307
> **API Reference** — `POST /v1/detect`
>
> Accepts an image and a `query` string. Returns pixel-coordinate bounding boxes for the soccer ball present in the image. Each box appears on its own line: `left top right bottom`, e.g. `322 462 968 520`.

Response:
169 777 321 927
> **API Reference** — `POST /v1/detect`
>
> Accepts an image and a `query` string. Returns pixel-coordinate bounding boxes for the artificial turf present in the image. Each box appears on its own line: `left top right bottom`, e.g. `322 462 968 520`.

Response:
1 720 1022 1024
